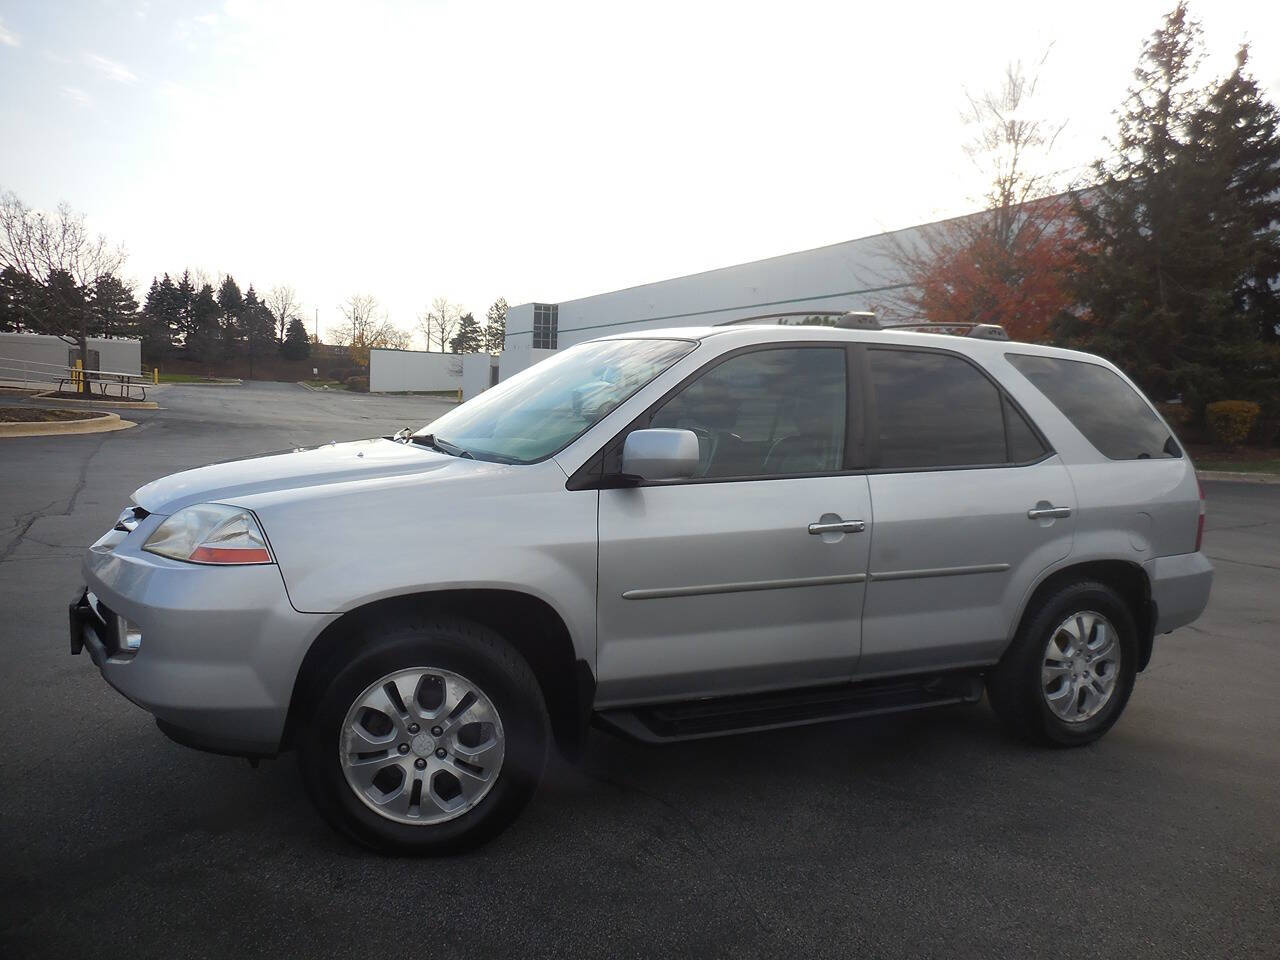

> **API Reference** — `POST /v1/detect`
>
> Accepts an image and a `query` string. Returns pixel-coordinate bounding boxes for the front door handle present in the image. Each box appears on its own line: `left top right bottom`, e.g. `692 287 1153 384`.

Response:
1027 505 1072 520
808 520 866 535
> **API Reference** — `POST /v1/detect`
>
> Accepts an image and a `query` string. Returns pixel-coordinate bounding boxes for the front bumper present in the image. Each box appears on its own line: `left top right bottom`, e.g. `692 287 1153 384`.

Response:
1144 551 1214 634
71 525 335 757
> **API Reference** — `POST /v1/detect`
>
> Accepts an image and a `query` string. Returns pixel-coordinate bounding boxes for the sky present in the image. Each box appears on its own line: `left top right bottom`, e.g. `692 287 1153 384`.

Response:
1 0 1278 346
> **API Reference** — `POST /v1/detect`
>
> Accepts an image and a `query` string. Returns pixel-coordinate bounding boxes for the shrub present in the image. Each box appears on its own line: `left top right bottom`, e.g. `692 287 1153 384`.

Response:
345 376 369 393
1155 402 1192 428
1205 400 1260 447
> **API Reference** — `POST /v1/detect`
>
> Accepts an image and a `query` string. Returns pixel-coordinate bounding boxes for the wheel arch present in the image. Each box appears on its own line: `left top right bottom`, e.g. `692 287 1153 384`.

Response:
281 589 595 758
1010 560 1156 671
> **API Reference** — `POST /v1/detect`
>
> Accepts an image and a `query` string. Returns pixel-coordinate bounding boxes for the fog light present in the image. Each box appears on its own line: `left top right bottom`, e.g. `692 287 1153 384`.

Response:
117 615 142 653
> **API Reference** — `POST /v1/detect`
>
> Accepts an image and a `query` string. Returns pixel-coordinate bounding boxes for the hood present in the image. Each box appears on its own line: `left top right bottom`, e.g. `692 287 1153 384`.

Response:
132 438 468 514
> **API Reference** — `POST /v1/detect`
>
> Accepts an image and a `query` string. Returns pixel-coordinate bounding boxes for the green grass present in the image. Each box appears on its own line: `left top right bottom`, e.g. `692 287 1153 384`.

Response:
1197 459 1280 474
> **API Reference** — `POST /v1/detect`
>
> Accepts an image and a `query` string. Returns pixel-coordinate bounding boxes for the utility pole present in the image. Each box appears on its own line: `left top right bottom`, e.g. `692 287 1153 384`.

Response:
314 307 319 344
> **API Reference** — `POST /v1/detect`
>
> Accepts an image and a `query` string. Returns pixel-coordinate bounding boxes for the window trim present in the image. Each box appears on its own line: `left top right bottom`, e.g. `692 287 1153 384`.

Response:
566 341 865 490
861 343 1054 475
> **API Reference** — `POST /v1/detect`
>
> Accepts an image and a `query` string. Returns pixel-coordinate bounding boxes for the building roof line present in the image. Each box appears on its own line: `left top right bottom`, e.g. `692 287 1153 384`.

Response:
520 190 1073 308
506 282 912 338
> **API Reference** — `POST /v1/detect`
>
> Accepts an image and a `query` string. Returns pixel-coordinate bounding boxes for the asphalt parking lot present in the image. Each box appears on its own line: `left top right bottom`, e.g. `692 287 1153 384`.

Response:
1 381 1277 959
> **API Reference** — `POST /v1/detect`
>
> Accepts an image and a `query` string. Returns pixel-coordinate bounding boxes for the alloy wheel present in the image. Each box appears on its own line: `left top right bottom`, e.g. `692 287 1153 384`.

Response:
339 667 505 825
1041 610 1121 723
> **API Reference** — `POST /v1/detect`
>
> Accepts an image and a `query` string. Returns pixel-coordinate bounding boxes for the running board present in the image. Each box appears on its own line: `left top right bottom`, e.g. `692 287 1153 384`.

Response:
594 674 983 744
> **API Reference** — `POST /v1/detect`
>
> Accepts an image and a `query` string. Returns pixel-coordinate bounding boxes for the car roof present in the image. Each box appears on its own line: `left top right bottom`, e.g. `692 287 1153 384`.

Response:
590 324 1112 366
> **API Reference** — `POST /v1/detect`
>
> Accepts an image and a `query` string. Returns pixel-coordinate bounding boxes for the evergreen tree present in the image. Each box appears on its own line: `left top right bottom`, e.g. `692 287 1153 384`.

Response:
139 274 180 362
0 265 40 333
281 315 311 360
449 311 483 353
1189 47 1280 344
37 268 94 389
1060 3 1280 412
216 274 243 357
241 285 275 378
484 297 507 354
188 283 221 364
89 273 139 339
174 271 196 344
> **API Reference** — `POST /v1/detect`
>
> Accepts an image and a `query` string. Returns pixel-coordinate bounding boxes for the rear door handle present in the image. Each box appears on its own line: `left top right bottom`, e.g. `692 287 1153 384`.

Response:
1027 506 1072 520
808 520 866 535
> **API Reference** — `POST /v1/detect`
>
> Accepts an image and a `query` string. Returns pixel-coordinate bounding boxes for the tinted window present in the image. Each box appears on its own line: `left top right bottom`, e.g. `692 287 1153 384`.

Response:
870 349 1007 469
649 347 848 479
1005 354 1178 460
1005 395 1048 463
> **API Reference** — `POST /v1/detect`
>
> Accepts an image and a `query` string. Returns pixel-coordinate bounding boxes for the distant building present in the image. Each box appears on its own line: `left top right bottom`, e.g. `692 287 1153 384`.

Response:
499 218 938 377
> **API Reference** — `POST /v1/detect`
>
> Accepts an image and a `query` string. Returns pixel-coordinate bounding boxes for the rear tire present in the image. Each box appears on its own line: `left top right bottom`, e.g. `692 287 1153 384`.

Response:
298 615 548 855
987 580 1137 747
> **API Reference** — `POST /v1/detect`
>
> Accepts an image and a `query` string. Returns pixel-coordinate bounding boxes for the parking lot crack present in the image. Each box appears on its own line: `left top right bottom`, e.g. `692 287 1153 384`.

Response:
0 499 63 564
0 432 110 564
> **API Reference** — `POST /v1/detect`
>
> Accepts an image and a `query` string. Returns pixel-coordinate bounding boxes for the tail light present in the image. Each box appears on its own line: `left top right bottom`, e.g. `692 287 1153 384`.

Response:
1195 478 1206 552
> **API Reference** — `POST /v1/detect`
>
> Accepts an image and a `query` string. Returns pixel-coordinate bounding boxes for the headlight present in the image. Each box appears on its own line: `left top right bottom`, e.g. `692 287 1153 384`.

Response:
142 503 273 565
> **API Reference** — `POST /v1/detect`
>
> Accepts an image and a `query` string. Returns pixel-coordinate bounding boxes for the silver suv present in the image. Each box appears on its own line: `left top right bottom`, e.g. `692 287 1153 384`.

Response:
69 321 1213 853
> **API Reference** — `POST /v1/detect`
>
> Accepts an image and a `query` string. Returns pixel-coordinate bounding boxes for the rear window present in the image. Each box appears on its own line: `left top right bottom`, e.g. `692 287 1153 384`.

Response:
1005 354 1179 460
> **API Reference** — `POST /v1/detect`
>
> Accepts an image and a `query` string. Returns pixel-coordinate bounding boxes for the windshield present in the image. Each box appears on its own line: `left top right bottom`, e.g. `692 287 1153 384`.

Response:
414 338 695 463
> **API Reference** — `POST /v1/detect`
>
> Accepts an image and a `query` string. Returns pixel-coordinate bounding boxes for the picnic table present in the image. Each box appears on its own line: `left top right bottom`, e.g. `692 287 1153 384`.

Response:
57 367 149 401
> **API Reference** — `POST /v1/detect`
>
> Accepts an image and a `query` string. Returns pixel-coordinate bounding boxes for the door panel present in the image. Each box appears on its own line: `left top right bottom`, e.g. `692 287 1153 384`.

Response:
595 475 872 705
860 458 1075 675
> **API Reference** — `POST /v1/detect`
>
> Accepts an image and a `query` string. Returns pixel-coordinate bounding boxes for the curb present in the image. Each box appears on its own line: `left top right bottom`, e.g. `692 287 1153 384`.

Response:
0 412 137 438
32 390 159 410
169 379 241 386
1197 470 1280 485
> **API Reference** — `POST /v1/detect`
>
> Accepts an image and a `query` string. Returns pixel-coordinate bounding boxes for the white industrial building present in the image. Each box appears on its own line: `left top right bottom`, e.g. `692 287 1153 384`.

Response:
372 218 937 397
0 331 141 386
499 222 919 378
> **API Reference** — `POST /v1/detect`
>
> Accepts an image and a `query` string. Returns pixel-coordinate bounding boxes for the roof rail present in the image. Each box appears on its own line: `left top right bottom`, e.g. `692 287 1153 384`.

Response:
890 322 1010 341
833 311 881 330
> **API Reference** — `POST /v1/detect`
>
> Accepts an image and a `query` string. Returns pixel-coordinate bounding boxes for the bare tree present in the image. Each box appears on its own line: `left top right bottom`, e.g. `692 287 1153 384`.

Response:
0 190 127 286
265 285 301 342
384 327 413 351
417 296 461 352
332 294 403 364
960 50 1068 252
0 190 129 388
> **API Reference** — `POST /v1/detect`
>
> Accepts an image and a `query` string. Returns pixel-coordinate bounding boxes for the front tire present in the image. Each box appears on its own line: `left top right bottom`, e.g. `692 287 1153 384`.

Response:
987 580 1138 747
299 616 548 854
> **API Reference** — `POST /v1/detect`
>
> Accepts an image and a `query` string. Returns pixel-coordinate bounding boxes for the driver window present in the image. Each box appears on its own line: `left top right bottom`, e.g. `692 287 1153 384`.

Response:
649 347 847 479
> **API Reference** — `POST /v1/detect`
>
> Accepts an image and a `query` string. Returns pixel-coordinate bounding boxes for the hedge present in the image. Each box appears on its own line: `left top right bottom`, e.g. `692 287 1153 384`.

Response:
1205 400 1260 447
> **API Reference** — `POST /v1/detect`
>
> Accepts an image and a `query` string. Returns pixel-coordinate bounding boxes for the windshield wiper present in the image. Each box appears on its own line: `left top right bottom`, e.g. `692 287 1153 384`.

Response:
409 434 473 459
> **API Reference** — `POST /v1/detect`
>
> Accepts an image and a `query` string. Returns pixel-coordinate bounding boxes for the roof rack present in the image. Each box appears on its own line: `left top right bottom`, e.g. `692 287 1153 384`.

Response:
887 321 1011 341
731 311 1011 340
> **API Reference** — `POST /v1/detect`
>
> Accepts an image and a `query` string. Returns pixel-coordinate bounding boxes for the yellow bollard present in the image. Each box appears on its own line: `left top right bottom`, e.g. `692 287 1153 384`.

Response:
153 367 159 385
457 387 462 404
73 358 83 392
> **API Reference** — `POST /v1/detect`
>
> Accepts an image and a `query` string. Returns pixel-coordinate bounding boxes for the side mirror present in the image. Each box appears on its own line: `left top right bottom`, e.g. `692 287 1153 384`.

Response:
621 428 700 481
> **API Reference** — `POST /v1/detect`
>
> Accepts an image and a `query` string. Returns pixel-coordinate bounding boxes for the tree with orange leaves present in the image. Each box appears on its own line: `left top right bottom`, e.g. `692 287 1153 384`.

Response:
882 56 1083 342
